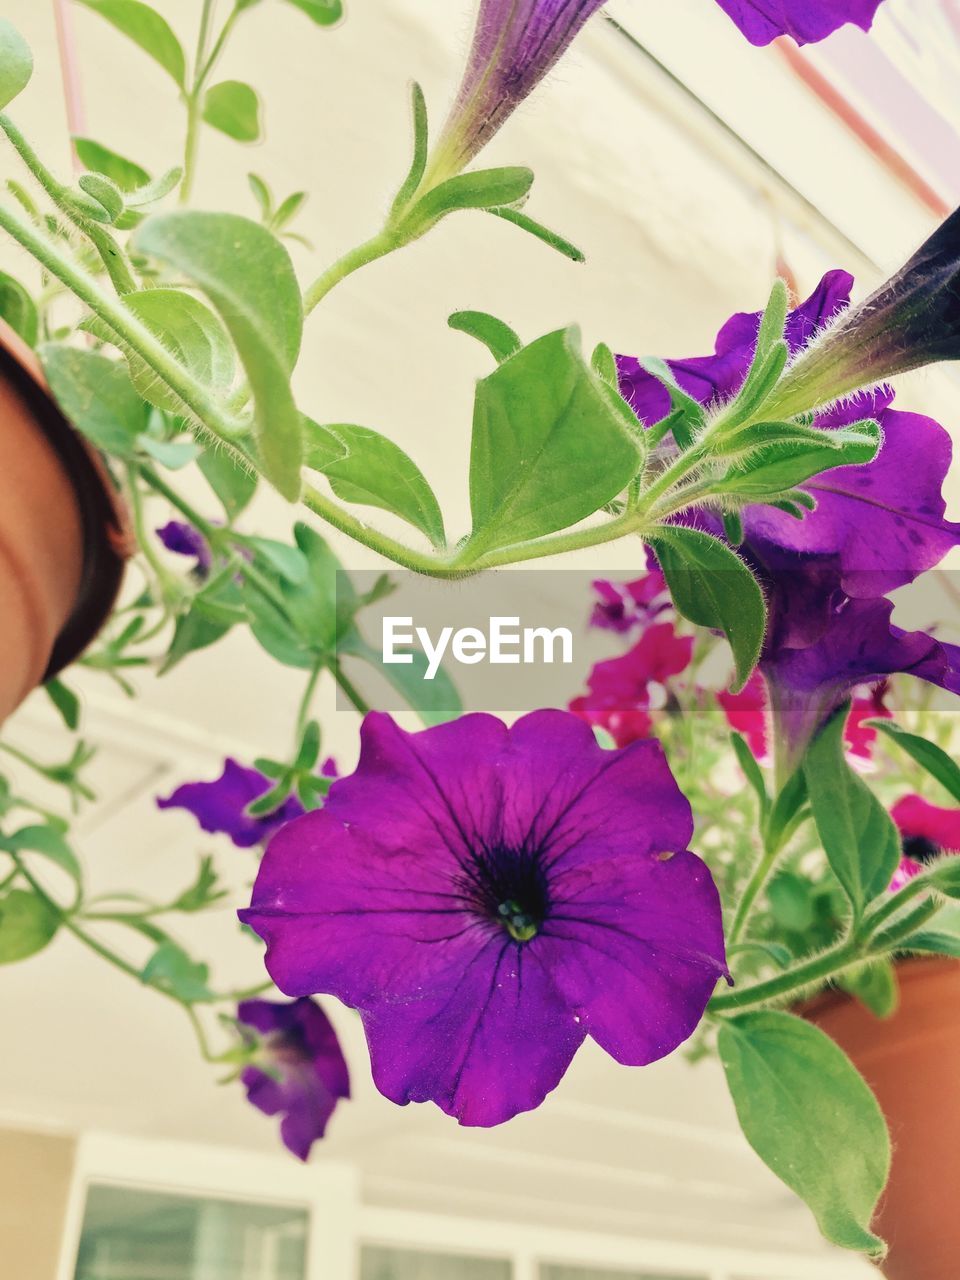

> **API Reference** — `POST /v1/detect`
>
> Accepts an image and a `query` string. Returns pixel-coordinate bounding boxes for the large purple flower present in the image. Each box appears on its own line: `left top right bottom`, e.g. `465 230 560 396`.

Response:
241 710 728 1127
158 760 305 849
714 0 885 46
237 998 350 1161
427 1 608 182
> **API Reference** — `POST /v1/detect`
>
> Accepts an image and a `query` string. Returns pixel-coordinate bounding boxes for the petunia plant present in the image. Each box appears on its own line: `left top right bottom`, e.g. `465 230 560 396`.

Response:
2 0 959 1264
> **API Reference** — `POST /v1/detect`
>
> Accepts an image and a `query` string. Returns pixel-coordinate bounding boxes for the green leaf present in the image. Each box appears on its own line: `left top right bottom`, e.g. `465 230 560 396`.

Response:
402 167 534 236
246 523 340 668
485 206 585 262
0 19 33 109
338 630 462 726
730 732 768 815
142 941 213 1001
45 677 81 730
40 343 147 456
869 721 960 804
77 172 124 223
468 327 642 553
139 437 199 469
203 81 262 143
840 959 899 1019
4 824 82 890
766 871 815 932
804 709 902 919
273 191 307 230
82 288 236 416
391 82 428 217
127 166 183 207
719 421 881 496
647 525 765 691
283 0 343 24
74 136 150 191
170 855 227 912
899 929 960 959
247 537 309 584
0 270 38 347
764 766 809 850
198 447 257 517
636 356 705 447
718 1010 889 1257
0 889 60 963
74 0 186 87
160 609 230 673
132 212 303 498
448 310 521 365
926 859 960 900
304 421 446 547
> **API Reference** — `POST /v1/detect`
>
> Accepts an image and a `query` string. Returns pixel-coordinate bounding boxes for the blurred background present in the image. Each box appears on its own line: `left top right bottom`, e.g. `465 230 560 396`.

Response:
2 0 959 1276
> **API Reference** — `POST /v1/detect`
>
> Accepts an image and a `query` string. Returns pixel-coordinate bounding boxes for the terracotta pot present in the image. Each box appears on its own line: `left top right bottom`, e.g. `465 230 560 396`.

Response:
804 957 960 1280
0 318 132 724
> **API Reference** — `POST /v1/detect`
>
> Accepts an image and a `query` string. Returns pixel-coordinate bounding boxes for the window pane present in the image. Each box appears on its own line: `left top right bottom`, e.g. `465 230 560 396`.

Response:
540 1268 705 1280
361 1245 512 1280
73 1184 308 1280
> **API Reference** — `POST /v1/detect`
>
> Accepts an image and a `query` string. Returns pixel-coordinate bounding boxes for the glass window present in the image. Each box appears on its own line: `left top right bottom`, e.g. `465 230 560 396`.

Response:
540 1268 705 1280
73 1183 309 1280
361 1245 512 1280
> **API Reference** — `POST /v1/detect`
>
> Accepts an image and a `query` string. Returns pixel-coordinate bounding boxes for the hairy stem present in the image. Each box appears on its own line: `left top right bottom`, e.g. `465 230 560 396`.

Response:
302 228 400 315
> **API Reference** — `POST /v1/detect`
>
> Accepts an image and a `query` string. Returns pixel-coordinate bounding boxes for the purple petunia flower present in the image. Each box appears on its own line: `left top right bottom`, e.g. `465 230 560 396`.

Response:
157 760 306 849
237 998 350 1161
714 0 885 46
427 0 609 183
156 520 212 578
590 568 671 633
617 272 960 768
241 710 728 1127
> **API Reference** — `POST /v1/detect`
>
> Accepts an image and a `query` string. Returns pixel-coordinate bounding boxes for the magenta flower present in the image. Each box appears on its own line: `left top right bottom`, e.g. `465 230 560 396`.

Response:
427 0 609 182
570 622 694 747
237 998 350 1161
618 272 960 768
889 794 960 892
156 520 212 578
158 760 306 849
590 569 671 633
241 711 728 1127
714 0 885 46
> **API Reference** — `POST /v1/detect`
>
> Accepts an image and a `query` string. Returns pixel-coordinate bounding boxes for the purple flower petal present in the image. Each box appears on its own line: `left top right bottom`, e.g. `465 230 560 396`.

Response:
713 0 885 46
158 760 304 849
241 711 726 1126
238 998 350 1161
156 520 212 576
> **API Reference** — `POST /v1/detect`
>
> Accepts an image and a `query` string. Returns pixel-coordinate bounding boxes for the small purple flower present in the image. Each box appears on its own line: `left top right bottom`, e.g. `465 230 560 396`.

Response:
157 760 305 849
237 998 350 1161
241 710 728 1127
156 520 212 578
714 0 885 46
617 273 960 766
427 0 609 182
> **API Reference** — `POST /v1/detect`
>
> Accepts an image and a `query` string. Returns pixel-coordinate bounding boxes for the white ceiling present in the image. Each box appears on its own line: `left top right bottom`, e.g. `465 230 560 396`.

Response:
1 0 955 1270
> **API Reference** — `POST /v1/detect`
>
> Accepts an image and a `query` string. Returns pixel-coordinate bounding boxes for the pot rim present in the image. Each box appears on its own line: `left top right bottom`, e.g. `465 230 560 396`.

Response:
798 953 958 1022
0 318 135 680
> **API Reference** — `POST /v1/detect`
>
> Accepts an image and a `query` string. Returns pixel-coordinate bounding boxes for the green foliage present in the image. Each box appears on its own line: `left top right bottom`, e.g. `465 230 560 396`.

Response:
448 310 522 364
647 525 765 691
74 0 186 88
716 419 881 497
284 0 344 24
40 344 148 456
203 81 262 142
74 137 150 191
0 270 38 346
719 1011 890 1257
467 327 643 554
142 941 214 1001
840 958 899 1019
303 421 446 547
804 709 901 919
132 212 304 498
869 720 960 803
397 166 535 240
0 889 60 963
0 18 33 109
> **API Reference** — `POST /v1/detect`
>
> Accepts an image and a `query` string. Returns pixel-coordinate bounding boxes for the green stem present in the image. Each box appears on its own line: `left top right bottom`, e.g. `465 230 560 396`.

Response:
328 659 371 716
296 662 323 739
0 113 137 293
196 4 243 90
180 0 218 205
140 465 220 539
728 843 778 949
302 229 399 316
127 467 184 602
0 201 249 452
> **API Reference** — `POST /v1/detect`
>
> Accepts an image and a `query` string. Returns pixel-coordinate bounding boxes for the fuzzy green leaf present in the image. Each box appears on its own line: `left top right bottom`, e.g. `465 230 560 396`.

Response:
75 0 186 87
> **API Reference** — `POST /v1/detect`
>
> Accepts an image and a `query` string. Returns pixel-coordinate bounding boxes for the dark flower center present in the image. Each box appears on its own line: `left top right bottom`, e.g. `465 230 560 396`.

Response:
902 834 941 865
459 841 550 943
